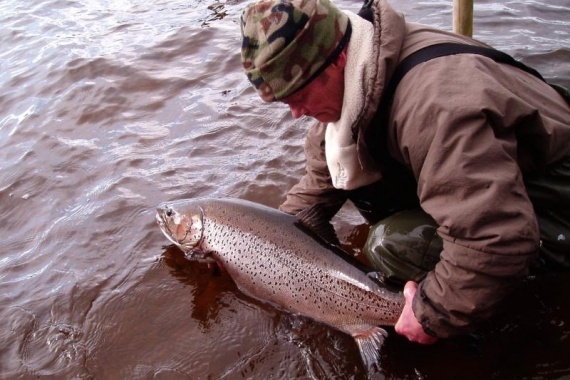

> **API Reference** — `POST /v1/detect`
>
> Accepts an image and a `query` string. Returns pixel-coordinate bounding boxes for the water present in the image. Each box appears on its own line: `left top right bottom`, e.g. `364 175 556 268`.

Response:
0 0 569 378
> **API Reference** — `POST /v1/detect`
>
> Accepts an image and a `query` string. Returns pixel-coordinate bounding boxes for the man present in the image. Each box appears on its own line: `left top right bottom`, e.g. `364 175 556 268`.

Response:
240 0 570 344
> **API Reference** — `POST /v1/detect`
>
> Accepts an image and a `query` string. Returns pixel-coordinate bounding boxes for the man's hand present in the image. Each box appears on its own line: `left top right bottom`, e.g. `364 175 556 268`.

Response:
395 281 438 345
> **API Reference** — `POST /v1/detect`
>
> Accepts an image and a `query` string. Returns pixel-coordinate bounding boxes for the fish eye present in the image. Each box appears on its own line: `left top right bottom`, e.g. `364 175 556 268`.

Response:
165 207 173 217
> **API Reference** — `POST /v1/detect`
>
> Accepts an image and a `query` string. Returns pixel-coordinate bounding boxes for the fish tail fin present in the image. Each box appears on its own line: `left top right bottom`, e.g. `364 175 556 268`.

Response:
353 327 387 371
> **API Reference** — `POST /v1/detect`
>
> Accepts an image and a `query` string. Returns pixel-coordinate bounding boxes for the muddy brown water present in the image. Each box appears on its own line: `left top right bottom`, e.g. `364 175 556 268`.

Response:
1 0 569 378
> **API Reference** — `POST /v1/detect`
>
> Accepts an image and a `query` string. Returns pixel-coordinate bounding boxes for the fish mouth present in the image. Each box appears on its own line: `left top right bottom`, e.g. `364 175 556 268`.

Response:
155 211 180 247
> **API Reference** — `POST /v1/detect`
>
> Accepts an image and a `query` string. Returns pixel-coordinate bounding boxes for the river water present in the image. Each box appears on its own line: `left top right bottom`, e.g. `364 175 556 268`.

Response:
1 0 569 378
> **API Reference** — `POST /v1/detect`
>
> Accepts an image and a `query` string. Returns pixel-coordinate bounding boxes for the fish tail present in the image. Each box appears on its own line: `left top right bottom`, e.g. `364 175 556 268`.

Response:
353 327 388 371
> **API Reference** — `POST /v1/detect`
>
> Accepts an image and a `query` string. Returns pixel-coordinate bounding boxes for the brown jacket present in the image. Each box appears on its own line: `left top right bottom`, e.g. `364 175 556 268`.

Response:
280 0 570 337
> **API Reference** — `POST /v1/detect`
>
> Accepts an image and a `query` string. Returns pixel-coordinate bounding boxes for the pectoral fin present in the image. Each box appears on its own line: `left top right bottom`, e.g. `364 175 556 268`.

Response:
352 326 388 371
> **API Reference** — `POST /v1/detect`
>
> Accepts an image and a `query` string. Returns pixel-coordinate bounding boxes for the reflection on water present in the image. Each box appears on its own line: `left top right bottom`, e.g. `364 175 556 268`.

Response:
0 0 569 378
162 246 238 332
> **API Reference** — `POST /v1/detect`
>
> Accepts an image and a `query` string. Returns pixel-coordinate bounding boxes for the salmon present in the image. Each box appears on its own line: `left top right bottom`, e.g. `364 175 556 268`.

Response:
155 197 404 369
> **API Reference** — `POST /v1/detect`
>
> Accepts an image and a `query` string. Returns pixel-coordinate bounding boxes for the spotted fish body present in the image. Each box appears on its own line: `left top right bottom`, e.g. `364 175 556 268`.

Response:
156 197 404 369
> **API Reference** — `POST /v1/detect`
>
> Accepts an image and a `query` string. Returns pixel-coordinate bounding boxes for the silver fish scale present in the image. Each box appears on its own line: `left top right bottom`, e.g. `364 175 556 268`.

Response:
197 199 403 335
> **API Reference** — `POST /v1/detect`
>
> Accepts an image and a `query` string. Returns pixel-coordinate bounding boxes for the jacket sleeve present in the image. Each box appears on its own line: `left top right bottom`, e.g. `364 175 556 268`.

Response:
279 121 348 219
391 58 542 337
415 114 539 337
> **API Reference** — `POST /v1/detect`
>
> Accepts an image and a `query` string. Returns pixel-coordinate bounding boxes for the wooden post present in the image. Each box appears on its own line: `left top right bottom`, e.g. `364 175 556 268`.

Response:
453 0 473 37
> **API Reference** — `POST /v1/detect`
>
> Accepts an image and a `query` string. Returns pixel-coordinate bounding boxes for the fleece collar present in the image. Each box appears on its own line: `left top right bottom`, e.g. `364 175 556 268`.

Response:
325 11 382 190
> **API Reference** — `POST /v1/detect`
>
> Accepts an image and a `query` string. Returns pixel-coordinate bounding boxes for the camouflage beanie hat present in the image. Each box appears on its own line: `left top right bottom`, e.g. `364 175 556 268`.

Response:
240 0 351 102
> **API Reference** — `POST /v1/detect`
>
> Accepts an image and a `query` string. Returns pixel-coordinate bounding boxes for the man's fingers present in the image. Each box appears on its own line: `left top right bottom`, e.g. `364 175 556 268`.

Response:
396 281 439 345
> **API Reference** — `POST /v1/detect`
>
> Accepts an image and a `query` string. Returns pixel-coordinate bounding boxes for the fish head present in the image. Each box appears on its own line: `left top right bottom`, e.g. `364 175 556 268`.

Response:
156 200 204 253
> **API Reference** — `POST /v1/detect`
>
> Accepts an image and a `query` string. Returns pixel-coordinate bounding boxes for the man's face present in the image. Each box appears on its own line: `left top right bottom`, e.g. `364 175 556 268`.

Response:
280 57 346 123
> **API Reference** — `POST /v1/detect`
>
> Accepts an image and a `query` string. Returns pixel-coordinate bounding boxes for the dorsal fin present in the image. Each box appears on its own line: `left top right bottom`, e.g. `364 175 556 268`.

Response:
296 204 341 246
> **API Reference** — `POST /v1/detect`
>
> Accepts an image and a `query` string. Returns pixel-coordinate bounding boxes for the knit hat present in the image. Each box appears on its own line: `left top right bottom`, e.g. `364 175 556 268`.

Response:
240 0 351 102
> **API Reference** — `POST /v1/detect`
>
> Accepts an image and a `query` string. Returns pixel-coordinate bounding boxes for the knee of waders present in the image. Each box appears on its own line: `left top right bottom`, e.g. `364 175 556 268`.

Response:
363 209 443 285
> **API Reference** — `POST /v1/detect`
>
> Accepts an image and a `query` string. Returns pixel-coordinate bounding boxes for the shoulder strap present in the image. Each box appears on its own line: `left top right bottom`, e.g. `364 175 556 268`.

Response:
368 42 565 170
368 42 569 170
383 42 548 107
